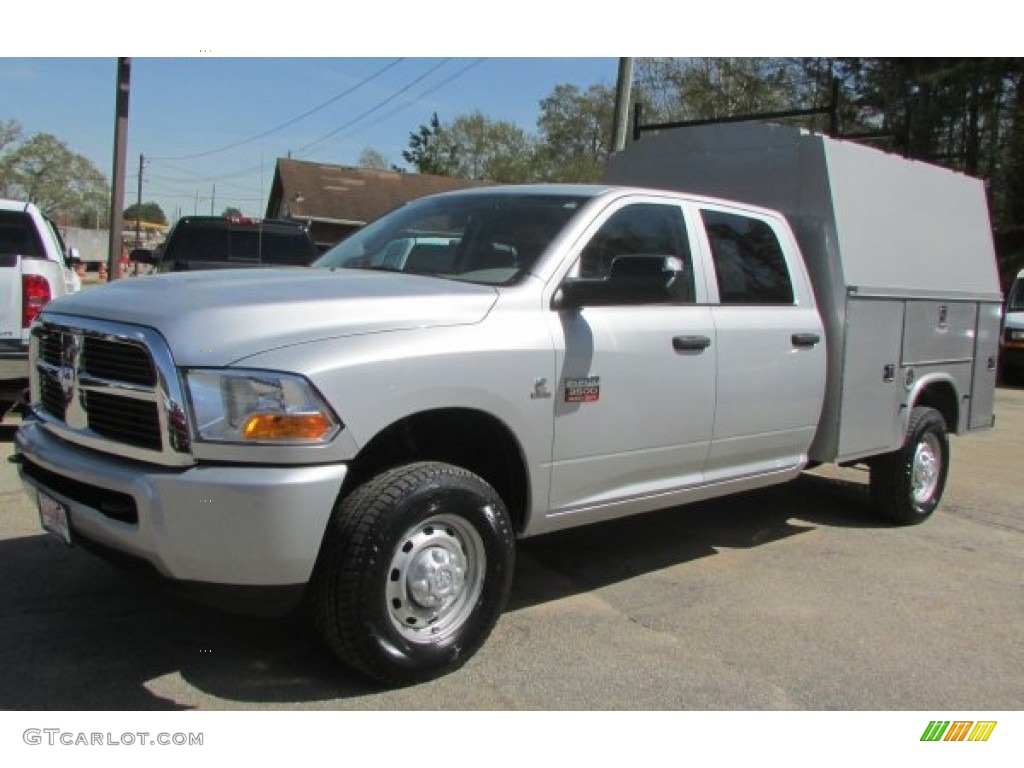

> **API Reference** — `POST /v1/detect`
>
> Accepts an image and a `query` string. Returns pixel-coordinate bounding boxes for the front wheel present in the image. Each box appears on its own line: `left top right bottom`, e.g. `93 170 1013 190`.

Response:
869 406 949 525
314 462 515 686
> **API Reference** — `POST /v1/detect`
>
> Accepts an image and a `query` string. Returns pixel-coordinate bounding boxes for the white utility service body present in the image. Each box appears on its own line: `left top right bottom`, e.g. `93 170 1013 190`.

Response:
608 123 1002 461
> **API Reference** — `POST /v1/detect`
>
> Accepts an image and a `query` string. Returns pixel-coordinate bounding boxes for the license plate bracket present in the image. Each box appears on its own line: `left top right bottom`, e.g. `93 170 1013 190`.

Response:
38 491 72 544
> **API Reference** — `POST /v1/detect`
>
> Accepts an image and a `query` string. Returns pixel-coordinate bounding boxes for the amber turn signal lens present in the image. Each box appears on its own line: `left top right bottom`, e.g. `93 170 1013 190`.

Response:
242 413 332 441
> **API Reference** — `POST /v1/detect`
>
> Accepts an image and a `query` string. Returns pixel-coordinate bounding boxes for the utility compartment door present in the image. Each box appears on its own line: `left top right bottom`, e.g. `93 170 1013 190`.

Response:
902 300 977 365
968 301 1001 430
838 299 905 459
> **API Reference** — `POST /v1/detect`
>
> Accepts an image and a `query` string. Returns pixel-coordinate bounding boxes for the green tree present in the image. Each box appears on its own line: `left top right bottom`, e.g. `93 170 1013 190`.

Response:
836 58 1024 282
358 147 391 170
125 201 169 224
220 206 242 218
402 113 458 176
634 58 800 123
0 131 109 219
632 57 1024 284
445 112 536 182
0 121 20 198
402 112 537 182
535 84 615 182
0 119 21 156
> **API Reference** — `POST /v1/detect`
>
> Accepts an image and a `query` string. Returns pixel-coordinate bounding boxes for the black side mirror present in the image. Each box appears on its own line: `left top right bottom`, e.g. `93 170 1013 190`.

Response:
552 255 686 310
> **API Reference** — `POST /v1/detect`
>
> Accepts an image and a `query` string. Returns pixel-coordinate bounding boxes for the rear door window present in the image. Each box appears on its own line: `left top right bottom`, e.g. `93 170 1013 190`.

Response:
169 225 228 261
228 229 261 262
257 229 316 265
700 209 794 305
0 211 45 260
164 222 314 265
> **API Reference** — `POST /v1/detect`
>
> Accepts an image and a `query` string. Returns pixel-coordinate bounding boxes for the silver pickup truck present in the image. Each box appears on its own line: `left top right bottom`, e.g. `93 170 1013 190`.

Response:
13 125 1002 685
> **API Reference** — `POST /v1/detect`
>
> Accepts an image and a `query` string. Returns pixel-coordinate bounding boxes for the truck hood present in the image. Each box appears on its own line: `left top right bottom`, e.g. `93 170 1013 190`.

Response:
44 268 499 366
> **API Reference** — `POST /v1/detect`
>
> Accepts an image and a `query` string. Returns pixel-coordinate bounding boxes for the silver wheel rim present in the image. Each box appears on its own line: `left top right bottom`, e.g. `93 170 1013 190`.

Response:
386 512 486 644
911 433 942 505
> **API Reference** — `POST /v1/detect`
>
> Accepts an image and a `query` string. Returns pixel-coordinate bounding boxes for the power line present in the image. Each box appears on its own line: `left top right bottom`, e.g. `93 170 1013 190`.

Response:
148 58 406 161
143 58 484 190
351 58 487 135
294 58 453 156
146 169 256 194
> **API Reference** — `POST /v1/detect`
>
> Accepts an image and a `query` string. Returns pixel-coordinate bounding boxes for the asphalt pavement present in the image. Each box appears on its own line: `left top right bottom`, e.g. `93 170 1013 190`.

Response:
1 389 1021 710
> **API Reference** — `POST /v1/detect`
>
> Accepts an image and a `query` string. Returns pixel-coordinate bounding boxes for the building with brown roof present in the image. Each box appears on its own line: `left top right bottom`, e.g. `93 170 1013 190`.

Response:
265 159 490 251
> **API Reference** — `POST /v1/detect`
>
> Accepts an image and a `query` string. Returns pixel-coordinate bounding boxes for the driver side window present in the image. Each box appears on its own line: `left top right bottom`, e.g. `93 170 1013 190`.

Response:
577 203 695 302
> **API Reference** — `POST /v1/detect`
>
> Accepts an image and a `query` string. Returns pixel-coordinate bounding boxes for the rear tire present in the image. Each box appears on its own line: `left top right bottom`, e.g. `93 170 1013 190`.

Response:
870 406 949 525
314 461 515 686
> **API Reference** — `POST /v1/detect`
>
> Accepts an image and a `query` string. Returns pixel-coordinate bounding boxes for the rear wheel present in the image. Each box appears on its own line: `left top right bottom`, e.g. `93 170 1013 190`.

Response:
870 406 949 525
314 461 515 686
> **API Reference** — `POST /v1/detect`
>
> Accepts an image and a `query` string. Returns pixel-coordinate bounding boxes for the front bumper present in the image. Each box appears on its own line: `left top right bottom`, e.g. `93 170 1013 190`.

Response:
15 421 347 607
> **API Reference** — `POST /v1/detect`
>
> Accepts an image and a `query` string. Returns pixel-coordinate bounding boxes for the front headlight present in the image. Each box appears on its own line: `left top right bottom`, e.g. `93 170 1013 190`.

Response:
184 369 341 444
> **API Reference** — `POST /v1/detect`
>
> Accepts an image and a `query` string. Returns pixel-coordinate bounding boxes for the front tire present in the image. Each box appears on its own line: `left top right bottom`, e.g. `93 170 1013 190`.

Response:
314 462 515 686
869 406 949 525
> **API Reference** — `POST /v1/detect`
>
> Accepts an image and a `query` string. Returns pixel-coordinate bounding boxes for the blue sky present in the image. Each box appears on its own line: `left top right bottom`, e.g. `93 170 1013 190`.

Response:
2 0 1006 224
2 57 617 220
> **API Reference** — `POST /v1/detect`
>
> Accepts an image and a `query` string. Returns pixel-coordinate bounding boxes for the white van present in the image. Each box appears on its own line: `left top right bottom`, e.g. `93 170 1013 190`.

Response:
1002 268 1024 384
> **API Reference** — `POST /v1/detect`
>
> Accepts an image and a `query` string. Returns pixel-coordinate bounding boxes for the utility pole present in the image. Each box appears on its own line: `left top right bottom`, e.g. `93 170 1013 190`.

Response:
194 190 198 215
107 57 131 281
211 183 216 215
611 57 635 153
135 153 144 249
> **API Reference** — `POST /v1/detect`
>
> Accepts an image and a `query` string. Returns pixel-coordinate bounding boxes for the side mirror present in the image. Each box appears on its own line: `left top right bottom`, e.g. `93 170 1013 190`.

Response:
552 255 687 310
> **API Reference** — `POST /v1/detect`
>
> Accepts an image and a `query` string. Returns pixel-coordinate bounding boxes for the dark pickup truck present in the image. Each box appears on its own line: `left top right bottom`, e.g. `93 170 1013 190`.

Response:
155 216 317 273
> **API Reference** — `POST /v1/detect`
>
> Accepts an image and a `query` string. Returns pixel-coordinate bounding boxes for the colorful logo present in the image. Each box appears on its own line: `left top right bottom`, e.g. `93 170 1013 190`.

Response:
921 720 997 742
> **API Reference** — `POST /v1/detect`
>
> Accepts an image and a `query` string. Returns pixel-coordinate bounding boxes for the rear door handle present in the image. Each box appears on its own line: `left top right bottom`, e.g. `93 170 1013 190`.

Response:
791 333 821 348
673 335 712 352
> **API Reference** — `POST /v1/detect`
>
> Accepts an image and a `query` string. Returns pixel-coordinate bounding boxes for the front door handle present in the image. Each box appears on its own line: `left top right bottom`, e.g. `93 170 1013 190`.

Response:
673 335 712 352
791 333 821 348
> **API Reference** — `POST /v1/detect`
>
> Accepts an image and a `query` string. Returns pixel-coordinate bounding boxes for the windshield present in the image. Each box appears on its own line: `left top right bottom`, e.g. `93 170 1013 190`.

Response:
1009 278 1024 311
314 192 589 285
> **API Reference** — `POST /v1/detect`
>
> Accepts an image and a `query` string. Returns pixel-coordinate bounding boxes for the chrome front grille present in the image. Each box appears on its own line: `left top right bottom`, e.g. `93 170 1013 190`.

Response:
83 390 162 451
82 337 156 385
30 315 194 467
39 373 67 420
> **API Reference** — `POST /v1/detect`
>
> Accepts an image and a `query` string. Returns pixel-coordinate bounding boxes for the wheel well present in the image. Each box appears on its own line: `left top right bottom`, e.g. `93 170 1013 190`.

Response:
343 409 529 533
913 380 959 433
